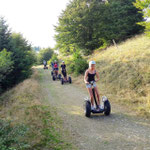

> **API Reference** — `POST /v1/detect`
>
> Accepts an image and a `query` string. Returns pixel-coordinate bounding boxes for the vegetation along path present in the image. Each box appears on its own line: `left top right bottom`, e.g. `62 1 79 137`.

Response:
39 67 150 150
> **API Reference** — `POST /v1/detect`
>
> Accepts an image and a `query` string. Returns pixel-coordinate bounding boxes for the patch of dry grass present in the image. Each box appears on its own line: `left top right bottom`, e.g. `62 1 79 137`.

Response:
73 34 150 117
0 68 74 149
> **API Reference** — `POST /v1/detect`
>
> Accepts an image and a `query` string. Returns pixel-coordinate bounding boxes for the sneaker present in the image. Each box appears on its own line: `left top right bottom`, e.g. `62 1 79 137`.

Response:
99 105 104 110
91 106 95 111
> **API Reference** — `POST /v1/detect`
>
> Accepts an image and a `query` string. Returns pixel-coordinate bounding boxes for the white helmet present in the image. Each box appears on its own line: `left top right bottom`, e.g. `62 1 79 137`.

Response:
89 61 96 68
62 61 64 63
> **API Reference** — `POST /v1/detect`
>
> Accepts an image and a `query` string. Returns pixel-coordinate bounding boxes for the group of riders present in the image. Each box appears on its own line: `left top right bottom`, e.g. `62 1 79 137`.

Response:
43 60 102 111
51 60 67 81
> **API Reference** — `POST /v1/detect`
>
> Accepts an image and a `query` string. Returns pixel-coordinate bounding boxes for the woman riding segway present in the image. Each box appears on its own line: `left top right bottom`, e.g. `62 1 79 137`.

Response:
84 61 101 111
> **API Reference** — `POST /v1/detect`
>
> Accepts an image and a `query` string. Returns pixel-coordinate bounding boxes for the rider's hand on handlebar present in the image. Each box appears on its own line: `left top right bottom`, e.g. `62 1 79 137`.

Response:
85 81 89 84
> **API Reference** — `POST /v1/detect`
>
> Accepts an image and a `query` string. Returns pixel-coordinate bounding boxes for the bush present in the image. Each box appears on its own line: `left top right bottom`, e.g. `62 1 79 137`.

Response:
48 53 58 65
37 48 53 64
0 49 13 93
0 120 29 150
2 33 36 88
0 18 36 93
67 51 88 75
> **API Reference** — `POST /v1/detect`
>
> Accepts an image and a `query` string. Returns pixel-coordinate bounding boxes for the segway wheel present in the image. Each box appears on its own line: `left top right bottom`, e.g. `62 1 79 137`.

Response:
58 74 61 80
85 101 91 117
51 71 53 76
104 100 111 116
52 75 55 81
61 78 64 85
68 77 72 84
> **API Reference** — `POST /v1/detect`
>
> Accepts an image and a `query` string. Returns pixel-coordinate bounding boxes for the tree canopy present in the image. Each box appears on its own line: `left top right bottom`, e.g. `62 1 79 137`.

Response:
0 18 36 93
37 47 54 64
55 0 144 55
134 0 150 36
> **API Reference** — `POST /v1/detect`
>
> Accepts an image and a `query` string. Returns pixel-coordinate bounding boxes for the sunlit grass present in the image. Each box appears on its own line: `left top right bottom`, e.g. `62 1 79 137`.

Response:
0 68 75 150
71 34 150 117
88 34 150 117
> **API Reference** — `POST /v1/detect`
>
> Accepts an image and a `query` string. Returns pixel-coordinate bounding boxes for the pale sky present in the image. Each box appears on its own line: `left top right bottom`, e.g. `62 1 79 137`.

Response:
0 0 69 48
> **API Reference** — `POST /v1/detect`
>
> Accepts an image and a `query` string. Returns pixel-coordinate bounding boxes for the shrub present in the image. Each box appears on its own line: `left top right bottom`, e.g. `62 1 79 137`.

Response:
37 48 53 64
67 51 88 75
48 53 58 65
0 120 29 150
0 49 13 93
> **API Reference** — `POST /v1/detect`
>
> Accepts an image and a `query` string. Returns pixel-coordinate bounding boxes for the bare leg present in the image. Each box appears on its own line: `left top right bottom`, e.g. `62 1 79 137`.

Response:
94 87 100 106
64 75 67 81
65 72 67 81
87 88 94 106
65 75 67 81
56 71 58 77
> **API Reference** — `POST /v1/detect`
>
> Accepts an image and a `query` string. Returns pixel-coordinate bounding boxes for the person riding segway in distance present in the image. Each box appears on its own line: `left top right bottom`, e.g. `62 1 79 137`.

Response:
61 61 67 81
53 60 59 76
43 60 47 67
84 61 101 111
43 60 48 69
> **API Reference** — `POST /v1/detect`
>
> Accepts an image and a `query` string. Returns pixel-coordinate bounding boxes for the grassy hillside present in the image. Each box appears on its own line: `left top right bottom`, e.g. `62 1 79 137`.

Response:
74 34 150 117
0 67 74 150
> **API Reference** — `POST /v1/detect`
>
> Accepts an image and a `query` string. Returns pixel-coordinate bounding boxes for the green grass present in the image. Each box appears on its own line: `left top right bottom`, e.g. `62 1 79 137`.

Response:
0 67 75 150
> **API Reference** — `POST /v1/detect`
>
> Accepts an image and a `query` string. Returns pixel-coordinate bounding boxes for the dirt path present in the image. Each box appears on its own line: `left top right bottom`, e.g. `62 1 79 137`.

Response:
39 67 150 150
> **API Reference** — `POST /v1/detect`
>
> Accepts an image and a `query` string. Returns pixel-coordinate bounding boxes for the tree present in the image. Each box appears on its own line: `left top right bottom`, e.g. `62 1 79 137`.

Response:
134 0 150 36
55 0 144 55
48 53 58 64
0 49 13 93
67 50 88 75
101 0 144 42
37 48 54 64
0 17 12 51
10 33 36 82
1 33 36 90
0 18 36 93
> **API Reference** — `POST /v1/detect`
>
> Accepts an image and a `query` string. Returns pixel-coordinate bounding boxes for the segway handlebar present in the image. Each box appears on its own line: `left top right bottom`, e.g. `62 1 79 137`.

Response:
89 81 96 85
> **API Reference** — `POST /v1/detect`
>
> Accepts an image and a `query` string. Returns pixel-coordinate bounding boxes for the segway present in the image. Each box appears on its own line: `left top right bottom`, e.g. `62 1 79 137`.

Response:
61 70 72 85
61 76 72 85
43 65 48 69
51 70 54 76
52 70 61 81
84 81 111 117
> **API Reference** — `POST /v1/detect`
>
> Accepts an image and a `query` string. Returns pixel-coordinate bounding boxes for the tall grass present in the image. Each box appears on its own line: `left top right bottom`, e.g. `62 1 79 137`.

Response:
0 68 74 150
90 34 150 117
72 34 150 117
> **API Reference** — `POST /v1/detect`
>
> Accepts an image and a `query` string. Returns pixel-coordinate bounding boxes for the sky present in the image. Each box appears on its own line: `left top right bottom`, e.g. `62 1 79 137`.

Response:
0 0 69 48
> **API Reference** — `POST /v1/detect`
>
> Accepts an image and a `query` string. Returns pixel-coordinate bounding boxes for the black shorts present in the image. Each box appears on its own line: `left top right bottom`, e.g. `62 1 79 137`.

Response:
62 70 67 77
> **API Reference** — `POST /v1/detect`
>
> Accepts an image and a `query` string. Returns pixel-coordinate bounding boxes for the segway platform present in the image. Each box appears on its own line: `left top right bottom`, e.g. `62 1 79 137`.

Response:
84 96 111 117
61 77 72 85
91 108 104 113
43 66 48 69
52 74 61 81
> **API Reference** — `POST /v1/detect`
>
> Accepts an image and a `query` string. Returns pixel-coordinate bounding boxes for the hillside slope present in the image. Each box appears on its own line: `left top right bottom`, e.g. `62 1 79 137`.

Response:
88 34 150 116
